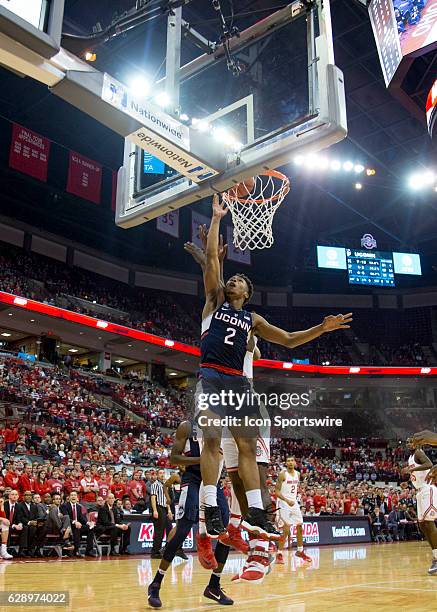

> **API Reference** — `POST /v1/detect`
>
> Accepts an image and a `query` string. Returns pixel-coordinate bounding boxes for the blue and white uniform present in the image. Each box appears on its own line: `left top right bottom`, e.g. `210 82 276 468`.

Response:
198 302 257 418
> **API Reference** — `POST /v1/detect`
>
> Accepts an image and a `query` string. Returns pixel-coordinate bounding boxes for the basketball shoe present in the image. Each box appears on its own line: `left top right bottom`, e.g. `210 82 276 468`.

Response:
241 507 281 541
203 506 225 538
196 533 218 570
428 558 437 575
203 585 234 605
295 550 312 563
218 524 249 553
232 545 271 584
276 552 285 564
147 583 162 608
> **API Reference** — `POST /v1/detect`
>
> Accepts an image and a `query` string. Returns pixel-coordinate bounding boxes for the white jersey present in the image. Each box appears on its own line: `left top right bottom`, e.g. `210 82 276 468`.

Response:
280 469 300 502
408 453 429 490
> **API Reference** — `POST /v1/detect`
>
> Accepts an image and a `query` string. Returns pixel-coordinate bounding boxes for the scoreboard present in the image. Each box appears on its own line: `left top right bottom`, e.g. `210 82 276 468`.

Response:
369 0 437 87
347 249 395 286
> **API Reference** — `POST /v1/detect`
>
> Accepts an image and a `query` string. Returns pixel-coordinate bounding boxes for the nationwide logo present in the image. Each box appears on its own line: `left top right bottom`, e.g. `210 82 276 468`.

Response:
332 525 366 538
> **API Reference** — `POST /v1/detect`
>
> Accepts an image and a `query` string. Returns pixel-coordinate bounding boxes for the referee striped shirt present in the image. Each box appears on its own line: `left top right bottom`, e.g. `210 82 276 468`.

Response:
151 480 167 508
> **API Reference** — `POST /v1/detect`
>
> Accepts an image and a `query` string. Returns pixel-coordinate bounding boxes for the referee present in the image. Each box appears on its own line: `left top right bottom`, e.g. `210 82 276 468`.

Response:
150 469 173 558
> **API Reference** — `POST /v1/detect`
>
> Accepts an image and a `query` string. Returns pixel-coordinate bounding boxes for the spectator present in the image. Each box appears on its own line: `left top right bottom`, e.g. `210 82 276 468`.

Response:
4 489 30 556
60 491 96 557
95 493 130 555
0 497 13 559
45 493 73 551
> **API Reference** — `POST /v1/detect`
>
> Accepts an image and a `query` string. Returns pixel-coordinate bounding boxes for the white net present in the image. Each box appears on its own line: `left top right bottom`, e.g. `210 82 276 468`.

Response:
222 171 290 250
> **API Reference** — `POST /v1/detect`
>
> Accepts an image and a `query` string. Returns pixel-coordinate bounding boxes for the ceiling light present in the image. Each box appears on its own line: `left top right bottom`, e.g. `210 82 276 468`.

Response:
68 349 79 353
179 113 189 122
354 164 365 173
1 332 11 337
169 372 178 376
129 75 151 97
85 51 97 62
343 161 354 172
366 168 376 176
212 126 229 142
355 182 362 190
294 155 304 165
330 160 341 171
115 359 124 364
195 120 209 132
8 313 12 316
30 319 35 322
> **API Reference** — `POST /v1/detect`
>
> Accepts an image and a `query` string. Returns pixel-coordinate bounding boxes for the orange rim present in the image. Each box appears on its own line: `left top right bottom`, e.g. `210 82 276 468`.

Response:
224 169 290 205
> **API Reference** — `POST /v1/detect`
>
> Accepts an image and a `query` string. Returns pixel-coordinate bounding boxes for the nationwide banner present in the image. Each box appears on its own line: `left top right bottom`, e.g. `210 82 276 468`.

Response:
102 74 219 182
9 123 51 182
67 150 102 204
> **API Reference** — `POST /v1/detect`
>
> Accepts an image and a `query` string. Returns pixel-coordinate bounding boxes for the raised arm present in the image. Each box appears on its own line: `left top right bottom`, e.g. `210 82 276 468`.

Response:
252 312 353 349
203 195 227 305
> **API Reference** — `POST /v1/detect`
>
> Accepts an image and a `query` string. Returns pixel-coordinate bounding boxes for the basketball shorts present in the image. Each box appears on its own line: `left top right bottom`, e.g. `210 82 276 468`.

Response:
222 429 270 471
277 500 303 527
196 367 260 419
416 484 437 521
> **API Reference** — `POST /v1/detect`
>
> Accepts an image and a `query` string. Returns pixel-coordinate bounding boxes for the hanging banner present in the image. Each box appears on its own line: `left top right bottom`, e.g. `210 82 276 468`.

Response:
226 226 251 265
157 210 179 238
191 211 210 249
9 123 51 182
67 151 102 204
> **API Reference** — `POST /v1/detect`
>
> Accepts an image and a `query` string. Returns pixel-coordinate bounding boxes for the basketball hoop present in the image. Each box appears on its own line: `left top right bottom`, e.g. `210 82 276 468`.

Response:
222 170 290 251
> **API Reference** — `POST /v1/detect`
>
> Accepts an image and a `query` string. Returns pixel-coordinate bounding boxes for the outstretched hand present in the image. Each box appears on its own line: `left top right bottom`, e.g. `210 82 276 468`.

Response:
321 313 353 332
184 242 206 267
212 193 228 218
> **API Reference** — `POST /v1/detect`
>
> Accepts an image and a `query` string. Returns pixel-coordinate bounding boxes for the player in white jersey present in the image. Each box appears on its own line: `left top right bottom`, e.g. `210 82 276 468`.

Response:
404 438 437 575
275 457 312 564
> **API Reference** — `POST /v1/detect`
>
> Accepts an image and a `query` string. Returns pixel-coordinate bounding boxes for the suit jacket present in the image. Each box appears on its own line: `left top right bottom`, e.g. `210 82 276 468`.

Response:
16 501 38 525
388 510 399 524
96 503 122 529
4 501 22 526
60 502 87 527
46 505 68 533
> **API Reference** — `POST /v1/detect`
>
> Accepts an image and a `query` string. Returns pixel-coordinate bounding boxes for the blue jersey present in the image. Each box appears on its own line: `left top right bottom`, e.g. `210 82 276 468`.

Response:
182 428 201 483
201 302 252 374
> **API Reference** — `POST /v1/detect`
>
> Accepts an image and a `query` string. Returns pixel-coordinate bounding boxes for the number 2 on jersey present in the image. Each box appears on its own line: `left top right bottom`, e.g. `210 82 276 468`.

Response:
224 327 236 345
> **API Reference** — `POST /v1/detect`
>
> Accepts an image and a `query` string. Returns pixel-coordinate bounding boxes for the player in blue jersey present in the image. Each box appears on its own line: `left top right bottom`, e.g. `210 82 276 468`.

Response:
198 193 353 540
148 420 232 608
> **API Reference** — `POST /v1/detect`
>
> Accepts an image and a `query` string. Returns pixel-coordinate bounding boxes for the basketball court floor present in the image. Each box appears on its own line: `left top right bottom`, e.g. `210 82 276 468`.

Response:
2 542 436 612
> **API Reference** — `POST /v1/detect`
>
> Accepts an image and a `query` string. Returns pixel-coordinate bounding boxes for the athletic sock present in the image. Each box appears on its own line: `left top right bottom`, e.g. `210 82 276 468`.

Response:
246 489 263 510
152 568 166 586
229 513 241 528
209 572 221 589
203 485 218 506
297 546 303 552
433 549 437 560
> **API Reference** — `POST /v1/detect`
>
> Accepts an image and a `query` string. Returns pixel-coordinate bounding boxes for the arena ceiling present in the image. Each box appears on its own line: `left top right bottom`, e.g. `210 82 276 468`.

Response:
0 0 435 289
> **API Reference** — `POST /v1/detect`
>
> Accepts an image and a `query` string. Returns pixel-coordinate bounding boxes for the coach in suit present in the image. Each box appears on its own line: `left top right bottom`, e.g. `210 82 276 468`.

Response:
4 489 30 556
95 493 130 555
60 491 96 557
45 493 72 544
